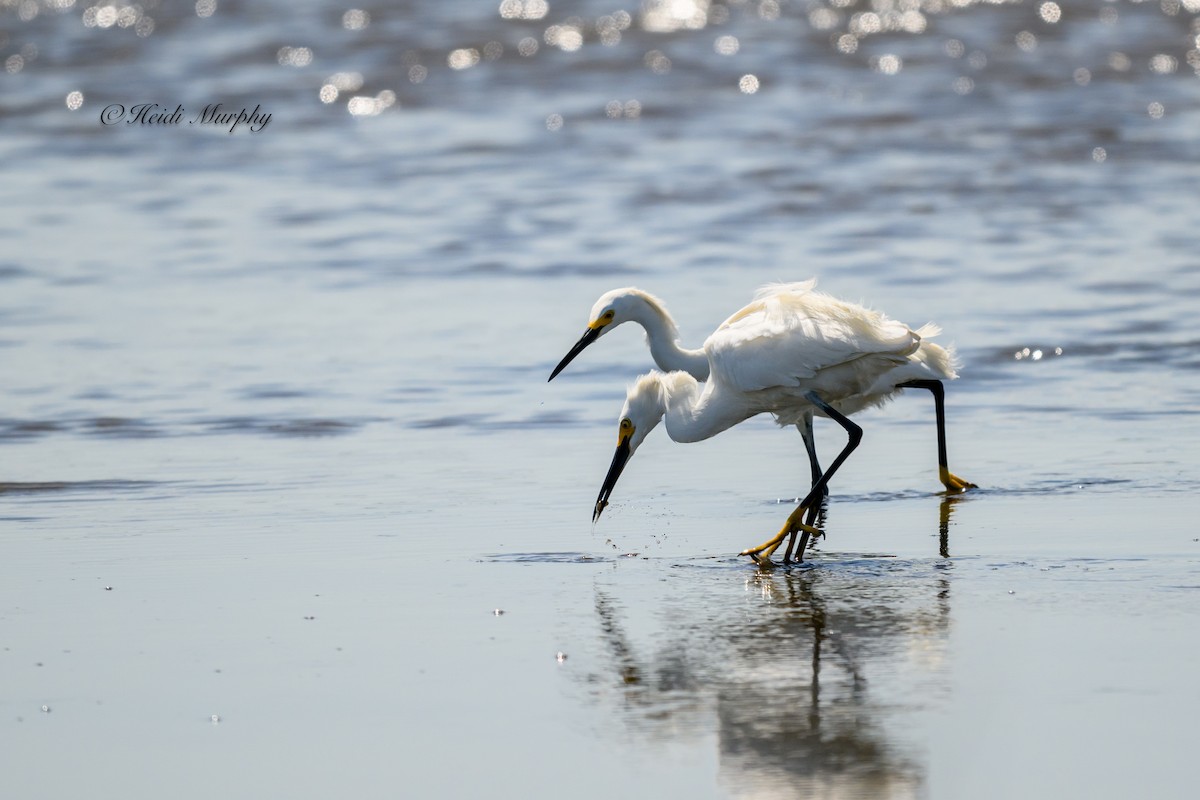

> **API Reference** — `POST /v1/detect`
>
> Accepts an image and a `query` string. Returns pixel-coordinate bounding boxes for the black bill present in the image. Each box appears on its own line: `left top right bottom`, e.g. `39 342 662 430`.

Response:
548 327 602 382
593 436 632 522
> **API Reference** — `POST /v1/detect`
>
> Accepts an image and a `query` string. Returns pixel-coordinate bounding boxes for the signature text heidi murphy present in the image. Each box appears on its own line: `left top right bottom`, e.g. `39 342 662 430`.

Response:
100 103 271 133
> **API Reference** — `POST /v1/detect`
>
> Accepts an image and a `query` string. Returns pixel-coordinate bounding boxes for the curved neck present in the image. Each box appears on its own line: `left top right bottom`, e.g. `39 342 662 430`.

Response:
660 375 753 444
631 300 710 380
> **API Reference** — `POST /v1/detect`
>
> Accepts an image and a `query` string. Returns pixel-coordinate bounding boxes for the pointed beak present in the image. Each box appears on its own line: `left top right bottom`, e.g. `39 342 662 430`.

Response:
548 326 602 382
593 433 632 522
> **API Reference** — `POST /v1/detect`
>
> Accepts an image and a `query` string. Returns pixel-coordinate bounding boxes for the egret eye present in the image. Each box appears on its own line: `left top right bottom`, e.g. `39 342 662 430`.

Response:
603 310 615 321
619 418 633 432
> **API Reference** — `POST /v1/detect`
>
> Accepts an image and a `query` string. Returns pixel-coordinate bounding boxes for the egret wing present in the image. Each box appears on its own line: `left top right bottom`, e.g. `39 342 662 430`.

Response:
704 282 919 392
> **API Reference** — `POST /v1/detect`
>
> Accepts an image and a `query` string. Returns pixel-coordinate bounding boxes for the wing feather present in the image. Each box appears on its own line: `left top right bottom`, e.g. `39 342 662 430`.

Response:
704 281 920 392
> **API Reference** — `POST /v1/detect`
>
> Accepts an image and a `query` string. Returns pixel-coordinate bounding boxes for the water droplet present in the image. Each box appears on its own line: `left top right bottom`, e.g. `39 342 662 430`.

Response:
645 50 672 74
342 9 369 30
41 705 50 713
276 46 313 68
1008 590 1016 595
555 651 568 663
809 9 838 31
874 54 903 75
210 714 221 724
447 48 480 70
493 608 505 616
1150 54 1177 74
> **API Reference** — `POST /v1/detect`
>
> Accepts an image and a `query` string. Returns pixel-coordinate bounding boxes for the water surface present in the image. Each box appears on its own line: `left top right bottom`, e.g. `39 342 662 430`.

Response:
3 1 1200 798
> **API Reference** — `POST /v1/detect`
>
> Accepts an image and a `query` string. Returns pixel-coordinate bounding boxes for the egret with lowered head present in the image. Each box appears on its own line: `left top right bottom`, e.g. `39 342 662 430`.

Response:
588 280 976 565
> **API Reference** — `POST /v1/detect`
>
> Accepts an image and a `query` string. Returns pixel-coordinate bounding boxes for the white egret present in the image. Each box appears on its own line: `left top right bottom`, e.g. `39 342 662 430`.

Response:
548 287 828 492
588 280 976 565
548 288 709 381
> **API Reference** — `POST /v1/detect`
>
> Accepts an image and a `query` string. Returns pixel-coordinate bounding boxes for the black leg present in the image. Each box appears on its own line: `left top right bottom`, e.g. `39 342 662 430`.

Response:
799 392 862 505
783 503 822 563
799 412 822 491
785 413 822 564
898 379 976 492
742 392 862 563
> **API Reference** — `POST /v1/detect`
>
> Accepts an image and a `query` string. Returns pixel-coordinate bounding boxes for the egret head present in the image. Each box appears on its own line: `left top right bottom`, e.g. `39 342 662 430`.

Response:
593 374 668 522
548 288 658 381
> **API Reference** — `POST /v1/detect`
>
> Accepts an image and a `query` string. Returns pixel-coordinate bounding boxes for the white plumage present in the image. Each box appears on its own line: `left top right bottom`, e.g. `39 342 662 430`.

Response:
705 280 945 410
549 282 961 495
576 280 975 565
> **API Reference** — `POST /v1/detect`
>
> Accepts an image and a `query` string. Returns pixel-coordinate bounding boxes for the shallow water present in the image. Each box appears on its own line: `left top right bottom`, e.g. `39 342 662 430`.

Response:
3 1 1200 798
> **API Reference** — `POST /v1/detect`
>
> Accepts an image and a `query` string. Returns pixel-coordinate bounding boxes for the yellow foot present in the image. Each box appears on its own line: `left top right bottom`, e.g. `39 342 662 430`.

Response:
740 505 821 565
939 467 978 493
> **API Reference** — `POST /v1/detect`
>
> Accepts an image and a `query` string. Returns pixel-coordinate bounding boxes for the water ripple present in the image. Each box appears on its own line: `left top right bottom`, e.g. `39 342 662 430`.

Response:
0 480 165 496
483 551 617 564
0 416 375 442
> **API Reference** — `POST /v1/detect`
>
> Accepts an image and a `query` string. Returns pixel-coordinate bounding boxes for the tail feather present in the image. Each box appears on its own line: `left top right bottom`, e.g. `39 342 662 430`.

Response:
914 322 942 339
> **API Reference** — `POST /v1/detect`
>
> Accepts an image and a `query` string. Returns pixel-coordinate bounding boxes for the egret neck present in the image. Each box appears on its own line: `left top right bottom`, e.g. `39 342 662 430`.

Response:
628 297 710 380
656 373 756 444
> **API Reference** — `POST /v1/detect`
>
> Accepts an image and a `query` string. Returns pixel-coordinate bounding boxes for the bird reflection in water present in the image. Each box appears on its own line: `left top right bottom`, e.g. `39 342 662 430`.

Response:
781 494 964 563
583 501 962 797
939 494 966 558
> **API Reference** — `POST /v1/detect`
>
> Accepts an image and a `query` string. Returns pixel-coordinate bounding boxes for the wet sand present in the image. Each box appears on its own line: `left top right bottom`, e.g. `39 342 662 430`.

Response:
4 415 1199 798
